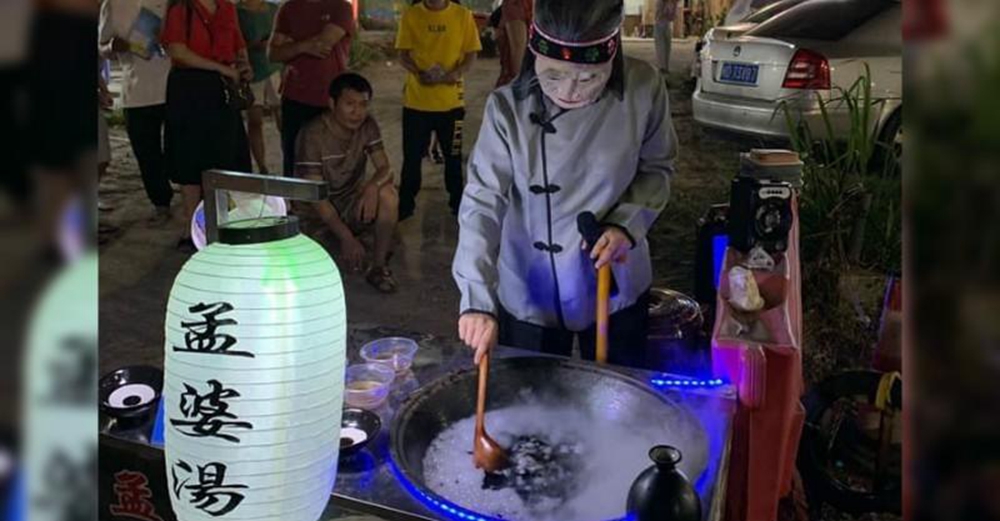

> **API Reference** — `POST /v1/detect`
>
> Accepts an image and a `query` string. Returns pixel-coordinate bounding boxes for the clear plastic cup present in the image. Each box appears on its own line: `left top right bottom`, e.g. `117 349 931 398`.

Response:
344 363 395 409
359 337 419 373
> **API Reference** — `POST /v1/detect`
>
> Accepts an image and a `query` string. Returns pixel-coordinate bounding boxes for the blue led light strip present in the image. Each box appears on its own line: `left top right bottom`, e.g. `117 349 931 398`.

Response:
388 456 634 521
649 377 726 388
151 398 166 445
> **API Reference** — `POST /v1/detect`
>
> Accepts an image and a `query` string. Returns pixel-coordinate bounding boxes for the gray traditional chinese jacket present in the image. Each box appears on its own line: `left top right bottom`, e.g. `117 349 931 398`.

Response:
453 56 678 332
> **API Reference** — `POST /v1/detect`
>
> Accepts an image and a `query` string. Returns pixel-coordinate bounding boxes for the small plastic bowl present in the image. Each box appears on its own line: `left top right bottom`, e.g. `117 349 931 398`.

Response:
344 363 395 409
360 337 419 373
339 408 381 457
99 365 163 430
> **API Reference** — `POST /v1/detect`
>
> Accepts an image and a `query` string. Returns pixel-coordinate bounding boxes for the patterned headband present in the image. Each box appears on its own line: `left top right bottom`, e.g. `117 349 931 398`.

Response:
529 23 620 64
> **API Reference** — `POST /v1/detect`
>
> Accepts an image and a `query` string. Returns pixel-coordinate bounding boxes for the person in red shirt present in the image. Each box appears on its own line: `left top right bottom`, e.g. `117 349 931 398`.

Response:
495 0 532 87
268 0 355 177
161 0 253 251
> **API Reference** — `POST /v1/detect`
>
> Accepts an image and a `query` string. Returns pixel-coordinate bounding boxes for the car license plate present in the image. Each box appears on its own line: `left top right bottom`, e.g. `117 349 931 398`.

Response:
719 62 759 86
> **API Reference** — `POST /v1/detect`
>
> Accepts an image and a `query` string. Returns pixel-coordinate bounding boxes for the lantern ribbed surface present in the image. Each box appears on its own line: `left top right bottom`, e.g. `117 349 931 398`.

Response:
24 254 97 521
164 233 345 521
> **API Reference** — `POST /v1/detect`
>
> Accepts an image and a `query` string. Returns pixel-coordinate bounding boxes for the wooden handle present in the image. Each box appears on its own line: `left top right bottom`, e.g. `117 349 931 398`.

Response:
475 354 489 435
596 265 612 364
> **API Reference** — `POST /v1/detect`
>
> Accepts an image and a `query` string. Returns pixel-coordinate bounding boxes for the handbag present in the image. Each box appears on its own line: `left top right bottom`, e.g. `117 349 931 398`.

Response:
187 2 255 111
222 77 255 111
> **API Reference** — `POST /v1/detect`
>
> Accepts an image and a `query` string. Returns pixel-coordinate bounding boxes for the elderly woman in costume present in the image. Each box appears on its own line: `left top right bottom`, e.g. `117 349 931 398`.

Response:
452 0 678 369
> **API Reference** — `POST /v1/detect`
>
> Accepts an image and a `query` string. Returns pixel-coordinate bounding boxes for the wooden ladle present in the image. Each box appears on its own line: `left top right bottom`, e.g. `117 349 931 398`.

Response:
473 353 509 471
578 211 613 364
595 263 612 364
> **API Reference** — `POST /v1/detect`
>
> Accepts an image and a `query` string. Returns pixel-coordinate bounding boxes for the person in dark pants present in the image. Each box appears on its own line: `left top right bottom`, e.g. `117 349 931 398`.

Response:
161 0 253 251
498 292 650 368
99 0 175 224
400 106 466 217
123 106 172 211
395 0 481 220
452 0 677 371
268 0 355 177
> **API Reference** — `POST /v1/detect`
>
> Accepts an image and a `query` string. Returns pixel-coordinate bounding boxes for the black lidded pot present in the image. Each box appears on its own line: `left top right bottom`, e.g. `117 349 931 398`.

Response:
626 445 702 521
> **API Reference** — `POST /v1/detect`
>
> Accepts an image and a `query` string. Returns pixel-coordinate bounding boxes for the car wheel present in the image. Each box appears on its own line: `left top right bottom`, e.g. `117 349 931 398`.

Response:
874 109 901 176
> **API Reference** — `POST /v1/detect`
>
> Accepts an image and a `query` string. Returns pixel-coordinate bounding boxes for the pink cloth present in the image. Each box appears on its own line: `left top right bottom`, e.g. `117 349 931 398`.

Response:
711 198 805 521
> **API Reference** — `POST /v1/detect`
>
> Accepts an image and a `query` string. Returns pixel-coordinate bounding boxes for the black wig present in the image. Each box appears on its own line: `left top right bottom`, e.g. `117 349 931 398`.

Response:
512 0 626 101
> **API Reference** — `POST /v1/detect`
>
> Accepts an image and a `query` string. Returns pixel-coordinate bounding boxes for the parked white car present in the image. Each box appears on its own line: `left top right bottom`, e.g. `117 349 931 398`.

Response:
691 0 808 80
692 0 902 159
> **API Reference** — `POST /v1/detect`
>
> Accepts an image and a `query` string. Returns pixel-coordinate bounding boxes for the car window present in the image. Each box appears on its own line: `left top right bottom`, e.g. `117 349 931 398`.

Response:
744 0 804 24
747 0 893 41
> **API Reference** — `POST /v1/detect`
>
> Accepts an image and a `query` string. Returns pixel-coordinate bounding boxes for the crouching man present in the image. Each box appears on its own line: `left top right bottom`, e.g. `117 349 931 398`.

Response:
295 72 400 293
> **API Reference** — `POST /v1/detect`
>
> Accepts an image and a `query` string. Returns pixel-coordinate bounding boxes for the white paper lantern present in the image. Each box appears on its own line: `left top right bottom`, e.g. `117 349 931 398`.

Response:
164 217 346 521
23 254 98 521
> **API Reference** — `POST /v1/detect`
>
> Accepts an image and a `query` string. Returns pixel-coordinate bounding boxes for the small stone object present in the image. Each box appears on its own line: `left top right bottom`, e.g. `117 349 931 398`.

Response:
745 245 776 271
728 266 765 312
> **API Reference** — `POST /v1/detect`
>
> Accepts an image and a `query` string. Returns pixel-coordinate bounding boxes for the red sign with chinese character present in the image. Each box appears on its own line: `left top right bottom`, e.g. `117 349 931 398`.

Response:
109 470 164 521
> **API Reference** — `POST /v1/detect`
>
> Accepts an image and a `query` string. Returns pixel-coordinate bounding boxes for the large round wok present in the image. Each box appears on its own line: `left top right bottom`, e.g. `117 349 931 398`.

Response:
390 356 709 520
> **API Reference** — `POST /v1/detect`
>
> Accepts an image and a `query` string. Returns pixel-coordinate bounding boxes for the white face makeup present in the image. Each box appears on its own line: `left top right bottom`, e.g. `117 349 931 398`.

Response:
534 52 614 109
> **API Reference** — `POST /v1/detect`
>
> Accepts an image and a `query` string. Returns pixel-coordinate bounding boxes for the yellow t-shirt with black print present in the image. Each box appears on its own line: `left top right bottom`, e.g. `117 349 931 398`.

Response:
395 2 482 112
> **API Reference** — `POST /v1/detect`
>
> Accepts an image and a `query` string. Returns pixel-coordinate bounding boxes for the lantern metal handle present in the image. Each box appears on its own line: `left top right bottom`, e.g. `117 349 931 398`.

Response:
202 170 328 245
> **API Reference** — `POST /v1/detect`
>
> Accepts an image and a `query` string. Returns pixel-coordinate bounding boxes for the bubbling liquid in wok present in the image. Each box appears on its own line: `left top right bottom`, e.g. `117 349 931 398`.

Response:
422 396 708 521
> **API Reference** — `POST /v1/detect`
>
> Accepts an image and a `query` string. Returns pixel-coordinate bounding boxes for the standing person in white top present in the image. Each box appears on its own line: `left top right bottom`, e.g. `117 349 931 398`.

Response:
99 0 174 225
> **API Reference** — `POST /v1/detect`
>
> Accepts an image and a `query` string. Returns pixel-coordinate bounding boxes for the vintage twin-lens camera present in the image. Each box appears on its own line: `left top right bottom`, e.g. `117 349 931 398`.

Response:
727 150 802 255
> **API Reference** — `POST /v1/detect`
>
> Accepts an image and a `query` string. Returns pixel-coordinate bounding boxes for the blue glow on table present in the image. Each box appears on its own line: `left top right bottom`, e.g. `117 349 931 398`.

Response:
649 377 727 389
712 234 729 290
150 398 165 446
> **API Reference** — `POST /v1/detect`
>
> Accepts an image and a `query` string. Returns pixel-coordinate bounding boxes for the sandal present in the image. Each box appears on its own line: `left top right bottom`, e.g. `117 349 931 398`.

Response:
365 266 399 294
